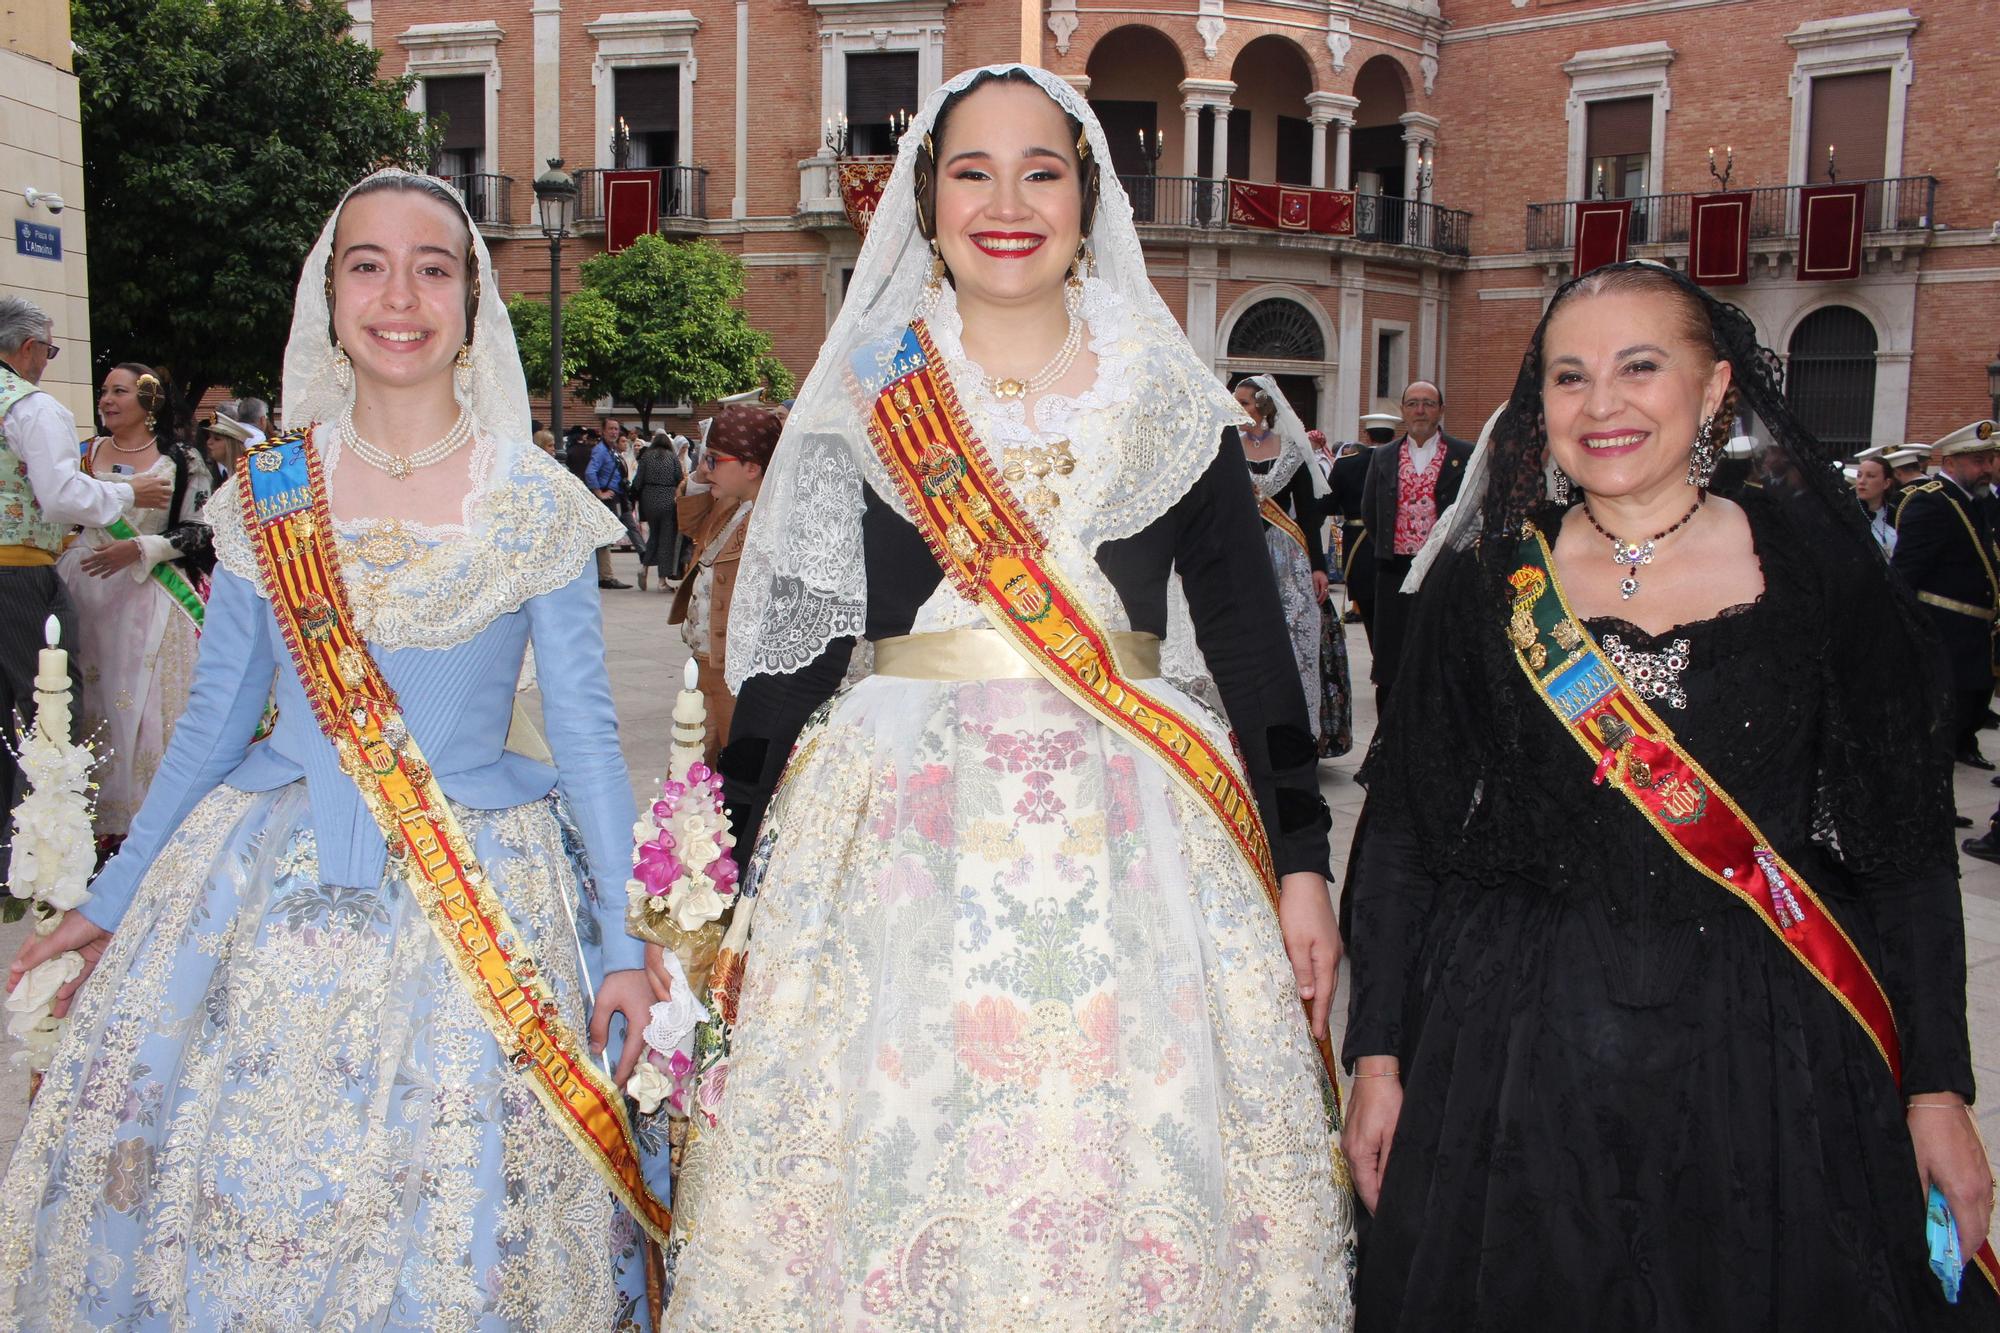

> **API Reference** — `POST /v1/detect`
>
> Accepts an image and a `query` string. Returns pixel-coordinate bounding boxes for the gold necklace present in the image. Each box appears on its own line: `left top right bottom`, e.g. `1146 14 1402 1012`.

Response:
1000 437 1076 511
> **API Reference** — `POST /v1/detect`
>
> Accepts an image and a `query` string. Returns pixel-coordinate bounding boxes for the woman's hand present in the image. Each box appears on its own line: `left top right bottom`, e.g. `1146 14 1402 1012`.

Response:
1909 1096 1994 1261
1313 570 1331 603
8 913 111 1019
1343 1057 1404 1213
590 968 658 1088
79 539 142 578
1278 871 1341 1039
643 942 676 1004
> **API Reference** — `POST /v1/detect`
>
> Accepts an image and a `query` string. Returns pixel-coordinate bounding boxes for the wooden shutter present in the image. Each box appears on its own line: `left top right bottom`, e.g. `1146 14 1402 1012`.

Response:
426 77 484 152
616 67 679 133
1808 71 1889 182
1585 97 1650 159
845 52 918 127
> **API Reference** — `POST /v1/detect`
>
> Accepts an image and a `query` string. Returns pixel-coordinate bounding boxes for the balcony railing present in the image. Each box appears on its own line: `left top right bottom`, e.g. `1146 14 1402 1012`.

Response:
1117 175 1470 257
446 173 513 227
575 165 710 225
1526 175 1937 252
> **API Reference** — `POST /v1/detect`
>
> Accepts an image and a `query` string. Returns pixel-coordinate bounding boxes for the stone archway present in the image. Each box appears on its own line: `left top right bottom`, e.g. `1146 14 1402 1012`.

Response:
1786 305 1878 454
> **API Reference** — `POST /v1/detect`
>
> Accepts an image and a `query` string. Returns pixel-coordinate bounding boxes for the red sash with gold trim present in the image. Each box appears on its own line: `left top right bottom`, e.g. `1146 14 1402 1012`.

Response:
239 429 671 1244
854 322 1339 1086
1509 524 1998 1293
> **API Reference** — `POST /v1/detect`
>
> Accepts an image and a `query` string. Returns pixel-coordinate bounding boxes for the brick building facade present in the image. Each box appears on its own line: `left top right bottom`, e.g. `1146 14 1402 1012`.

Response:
348 0 1999 446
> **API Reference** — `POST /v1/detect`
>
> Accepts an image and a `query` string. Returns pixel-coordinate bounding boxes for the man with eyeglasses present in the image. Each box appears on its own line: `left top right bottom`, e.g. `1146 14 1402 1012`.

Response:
0 295 173 881
1357 379 1472 701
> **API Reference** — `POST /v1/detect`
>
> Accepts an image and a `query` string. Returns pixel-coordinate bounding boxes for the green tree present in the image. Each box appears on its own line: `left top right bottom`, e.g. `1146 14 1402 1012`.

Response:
74 0 438 412
508 235 796 432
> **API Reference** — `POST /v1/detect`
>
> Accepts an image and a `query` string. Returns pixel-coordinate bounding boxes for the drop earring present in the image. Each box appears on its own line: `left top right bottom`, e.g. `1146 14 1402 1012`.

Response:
333 342 353 392
1686 418 1720 488
1550 465 1574 506
454 341 474 401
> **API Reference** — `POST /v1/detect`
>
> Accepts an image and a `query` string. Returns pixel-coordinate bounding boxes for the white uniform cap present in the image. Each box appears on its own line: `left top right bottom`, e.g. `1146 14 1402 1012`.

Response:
1933 421 1999 456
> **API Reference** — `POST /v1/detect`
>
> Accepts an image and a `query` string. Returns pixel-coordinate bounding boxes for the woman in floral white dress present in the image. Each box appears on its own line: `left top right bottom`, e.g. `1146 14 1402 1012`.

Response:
57 363 211 840
662 65 1354 1330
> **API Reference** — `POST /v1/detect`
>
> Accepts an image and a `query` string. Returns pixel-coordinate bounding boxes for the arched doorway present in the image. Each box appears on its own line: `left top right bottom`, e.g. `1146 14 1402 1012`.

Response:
1086 26 1185 222
1226 35 1316 186
1350 56 1412 245
1786 306 1877 454
1227 297 1327 427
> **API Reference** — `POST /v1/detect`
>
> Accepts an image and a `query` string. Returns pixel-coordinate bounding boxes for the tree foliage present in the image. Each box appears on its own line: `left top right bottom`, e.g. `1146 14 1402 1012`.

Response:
508 235 796 432
74 0 438 411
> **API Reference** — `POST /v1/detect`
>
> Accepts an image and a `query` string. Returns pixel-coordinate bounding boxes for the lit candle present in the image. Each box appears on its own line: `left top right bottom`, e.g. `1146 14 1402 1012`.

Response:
670 656 705 782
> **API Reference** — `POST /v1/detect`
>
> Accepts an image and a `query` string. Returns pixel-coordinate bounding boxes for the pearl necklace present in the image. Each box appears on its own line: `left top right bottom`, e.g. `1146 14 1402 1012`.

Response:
1582 491 1706 599
339 405 472 481
986 301 1084 402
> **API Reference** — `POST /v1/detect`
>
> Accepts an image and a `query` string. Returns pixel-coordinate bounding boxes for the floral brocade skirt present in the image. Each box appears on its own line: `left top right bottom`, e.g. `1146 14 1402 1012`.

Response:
665 676 1354 1331
0 783 656 1332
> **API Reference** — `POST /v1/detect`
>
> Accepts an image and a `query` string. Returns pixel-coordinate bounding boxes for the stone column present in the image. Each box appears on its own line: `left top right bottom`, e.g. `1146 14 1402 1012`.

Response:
1181 102 1203 177
1177 78 1236 179
1211 105 1232 180
1399 111 1440 200
1307 92 1358 192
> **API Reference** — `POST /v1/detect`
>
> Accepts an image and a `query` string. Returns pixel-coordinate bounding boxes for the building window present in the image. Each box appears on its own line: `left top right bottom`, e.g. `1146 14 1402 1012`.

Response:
1374 326 1408 401
425 75 486 177
1229 298 1326 363
1585 96 1650 199
1275 115 1313 186
1562 42 1673 204
845 51 918 156
1786 306 1876 454
1785 10 1916 195
616 66 680 168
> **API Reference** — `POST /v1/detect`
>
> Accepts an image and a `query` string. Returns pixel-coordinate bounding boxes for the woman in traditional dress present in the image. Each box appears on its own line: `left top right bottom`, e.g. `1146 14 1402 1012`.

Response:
661 65 1353 1330
1 170 668 1329
57 363 212 844
1343 260 1995 1330
1230 374 1350 758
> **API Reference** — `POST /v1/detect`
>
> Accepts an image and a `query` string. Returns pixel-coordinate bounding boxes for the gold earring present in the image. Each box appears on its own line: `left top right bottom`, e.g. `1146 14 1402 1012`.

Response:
333 342 353 392
454 341 473 400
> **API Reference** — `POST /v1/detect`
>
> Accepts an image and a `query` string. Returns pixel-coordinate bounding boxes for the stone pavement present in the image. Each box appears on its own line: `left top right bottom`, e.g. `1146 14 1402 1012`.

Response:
3 573 1999 1182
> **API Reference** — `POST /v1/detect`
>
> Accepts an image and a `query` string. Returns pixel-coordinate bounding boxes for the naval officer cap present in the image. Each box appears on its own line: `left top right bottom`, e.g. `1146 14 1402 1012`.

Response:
1853 444 1892 461
1884 444 1930 466
1933 420 2000 456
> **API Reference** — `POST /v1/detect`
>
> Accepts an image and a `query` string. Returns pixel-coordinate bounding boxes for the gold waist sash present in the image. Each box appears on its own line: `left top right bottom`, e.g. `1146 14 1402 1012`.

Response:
875 628 1162 681
0 543 56 567
1917 590 1997 623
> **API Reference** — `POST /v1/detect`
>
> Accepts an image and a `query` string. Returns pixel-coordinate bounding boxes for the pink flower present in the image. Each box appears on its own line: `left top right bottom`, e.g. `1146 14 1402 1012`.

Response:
1067 992 1119 1086
903 764 956 847
1104 755 1142 838
633 843 683 893
954 995 1027 1085
1013 771 1065 824
879 854 938 905
687 762 713 785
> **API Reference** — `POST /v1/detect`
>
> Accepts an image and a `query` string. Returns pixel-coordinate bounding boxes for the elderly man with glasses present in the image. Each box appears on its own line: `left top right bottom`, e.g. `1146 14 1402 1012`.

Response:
1357 379 1473 702
0 295 174 880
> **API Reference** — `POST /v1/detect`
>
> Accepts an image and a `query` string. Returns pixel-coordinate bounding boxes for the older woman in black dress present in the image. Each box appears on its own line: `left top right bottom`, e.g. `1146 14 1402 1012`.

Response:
1344 261 1994 1331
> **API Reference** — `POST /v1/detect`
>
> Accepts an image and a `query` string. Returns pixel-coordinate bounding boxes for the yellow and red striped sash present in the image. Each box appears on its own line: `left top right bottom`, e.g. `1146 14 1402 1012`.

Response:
1510 523 1996 1294
1258 494 1310 556
855 322 1339 1086
239 430 671 1244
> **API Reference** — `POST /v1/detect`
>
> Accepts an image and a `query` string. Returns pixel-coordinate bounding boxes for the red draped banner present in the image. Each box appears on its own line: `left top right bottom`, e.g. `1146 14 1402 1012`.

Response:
1689 192 1752 286
1226 180 1356 236
603 170 660 253
837 158 896 238
1797 182 1867 282
1573 199 1633 275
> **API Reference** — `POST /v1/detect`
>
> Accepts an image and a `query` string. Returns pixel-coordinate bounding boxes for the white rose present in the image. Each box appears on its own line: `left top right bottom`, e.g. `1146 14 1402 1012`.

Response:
669 876 727 933
626 1058 674 1116
37 872 91 913
680 836 720 872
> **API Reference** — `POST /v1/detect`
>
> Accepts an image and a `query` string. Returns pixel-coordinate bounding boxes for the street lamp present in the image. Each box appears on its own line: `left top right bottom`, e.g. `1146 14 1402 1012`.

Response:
533 157 579 442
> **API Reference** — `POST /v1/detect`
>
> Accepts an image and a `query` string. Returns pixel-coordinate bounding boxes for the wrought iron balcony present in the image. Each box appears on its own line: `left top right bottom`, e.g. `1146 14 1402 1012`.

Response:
445 173 513 227
1117 175 1470 258
1525 175 1937 251
573 165 711 226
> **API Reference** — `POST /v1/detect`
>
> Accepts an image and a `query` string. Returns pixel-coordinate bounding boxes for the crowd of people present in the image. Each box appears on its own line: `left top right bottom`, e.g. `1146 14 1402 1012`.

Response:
0 59 1993 1332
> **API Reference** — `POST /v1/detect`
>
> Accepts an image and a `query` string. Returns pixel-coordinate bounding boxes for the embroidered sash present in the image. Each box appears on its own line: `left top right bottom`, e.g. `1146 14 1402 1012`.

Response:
102 515 205 631
239 430 671 1244
1508 524 1998 1293
1258 495 1310 557
856 323 1338 1085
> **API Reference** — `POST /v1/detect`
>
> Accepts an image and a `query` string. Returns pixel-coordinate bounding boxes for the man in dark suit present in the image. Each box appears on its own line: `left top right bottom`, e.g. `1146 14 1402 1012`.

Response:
1359 380 1472 700
1328 412 1402 645
1892 421 2000 770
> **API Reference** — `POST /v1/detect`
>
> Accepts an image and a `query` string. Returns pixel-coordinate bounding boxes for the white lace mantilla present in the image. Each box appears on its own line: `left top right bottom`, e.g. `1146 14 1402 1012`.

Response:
211 440 621 651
